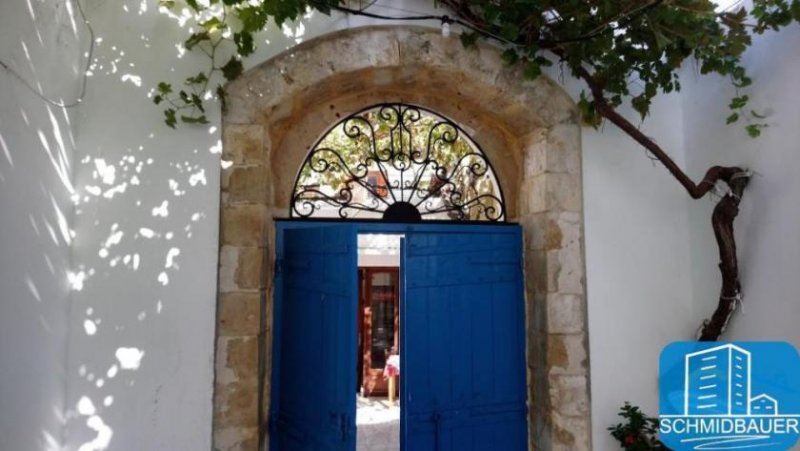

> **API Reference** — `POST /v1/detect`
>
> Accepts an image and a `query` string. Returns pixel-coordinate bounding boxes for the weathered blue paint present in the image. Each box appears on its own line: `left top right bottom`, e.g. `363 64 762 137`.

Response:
270 225 358 451
271 220 527 451
401 228 528 451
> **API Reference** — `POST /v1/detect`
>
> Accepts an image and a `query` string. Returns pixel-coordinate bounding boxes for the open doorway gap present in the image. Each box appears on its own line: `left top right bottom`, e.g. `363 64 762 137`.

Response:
356 233 402 451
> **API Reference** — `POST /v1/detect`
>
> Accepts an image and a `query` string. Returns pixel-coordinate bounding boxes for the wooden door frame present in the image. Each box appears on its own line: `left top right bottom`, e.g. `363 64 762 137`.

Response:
358 266 400 397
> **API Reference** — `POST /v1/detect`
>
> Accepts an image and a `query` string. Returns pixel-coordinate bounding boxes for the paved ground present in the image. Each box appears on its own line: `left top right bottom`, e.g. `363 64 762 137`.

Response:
356 396 400 451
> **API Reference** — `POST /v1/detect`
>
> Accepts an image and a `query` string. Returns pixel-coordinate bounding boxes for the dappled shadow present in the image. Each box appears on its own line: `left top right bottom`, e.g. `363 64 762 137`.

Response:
0 0 83 449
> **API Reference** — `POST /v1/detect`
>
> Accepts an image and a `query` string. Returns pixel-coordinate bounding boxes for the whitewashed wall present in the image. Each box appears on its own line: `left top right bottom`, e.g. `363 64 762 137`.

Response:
0 0 84 450
2 0 797 450
579 92 697 450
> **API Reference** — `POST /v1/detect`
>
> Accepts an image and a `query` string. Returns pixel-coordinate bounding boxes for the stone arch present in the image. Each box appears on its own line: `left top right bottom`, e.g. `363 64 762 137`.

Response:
215 25 590 451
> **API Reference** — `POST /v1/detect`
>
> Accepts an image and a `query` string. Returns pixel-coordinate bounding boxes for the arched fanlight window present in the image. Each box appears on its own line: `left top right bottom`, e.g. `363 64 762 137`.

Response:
290 103 506 222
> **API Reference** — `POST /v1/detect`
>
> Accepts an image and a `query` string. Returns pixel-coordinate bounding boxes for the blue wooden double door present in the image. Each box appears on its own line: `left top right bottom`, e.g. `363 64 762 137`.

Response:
270 223 527 451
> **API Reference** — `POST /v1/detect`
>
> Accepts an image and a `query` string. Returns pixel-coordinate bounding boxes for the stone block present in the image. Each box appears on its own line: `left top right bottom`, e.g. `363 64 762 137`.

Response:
218 292 260 337
216 337 237 385
221 205 267 247
524 249 548 299
550 413 592 451
520 213 569 251
213 426 259 451
214 378 259 429
548 245 585 295
521 176 548 215
225 336 259 381
227 166 269 204
549 374 590 417
235 246 265 290
523 129 548 177
223 125 265 165
521 172 583 215
223 89 258 125
556 212 583 252
547 333 589 376
546 294 586 334
545 123 582 175
218 246 239 293
545 173 583 213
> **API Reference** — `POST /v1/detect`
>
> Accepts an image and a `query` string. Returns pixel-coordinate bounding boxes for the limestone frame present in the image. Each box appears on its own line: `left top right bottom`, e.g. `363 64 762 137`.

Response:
215 26 591 451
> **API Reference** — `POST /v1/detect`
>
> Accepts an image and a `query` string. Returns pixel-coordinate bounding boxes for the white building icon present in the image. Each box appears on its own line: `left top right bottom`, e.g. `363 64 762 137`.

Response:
684 344 780 416
751 394 780 415
685 344 751 415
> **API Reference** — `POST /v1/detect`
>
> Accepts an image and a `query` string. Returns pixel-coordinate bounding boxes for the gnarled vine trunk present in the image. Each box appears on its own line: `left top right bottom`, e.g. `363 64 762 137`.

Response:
698 171 749 340
580 68 752 342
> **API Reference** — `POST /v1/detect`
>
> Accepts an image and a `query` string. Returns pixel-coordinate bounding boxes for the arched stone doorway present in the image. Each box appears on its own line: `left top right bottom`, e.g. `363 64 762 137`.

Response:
214 26 590 451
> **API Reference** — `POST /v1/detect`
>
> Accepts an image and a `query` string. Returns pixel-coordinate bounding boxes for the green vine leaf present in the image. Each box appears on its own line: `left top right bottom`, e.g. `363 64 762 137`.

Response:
234 32 255 57
746 123 767 138
200 17 224 32
221 56 244 81
181 114 209 125
523 61 542 80
164 108 177 129
459 31 480 48
216 85 227 111
185 32 211 51
185 72 208 86
237 5 270 31
501 48 518 65
729 95 750 110
578 92 603 129
185 0 201 13
631 94 652 121
151 0 800 132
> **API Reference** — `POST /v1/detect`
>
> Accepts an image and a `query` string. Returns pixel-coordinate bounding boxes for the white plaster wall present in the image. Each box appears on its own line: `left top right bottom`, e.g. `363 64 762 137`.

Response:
358 234 401 267
579 92 697 450
0 0 84 449
63 2 443 450
682 22 800 348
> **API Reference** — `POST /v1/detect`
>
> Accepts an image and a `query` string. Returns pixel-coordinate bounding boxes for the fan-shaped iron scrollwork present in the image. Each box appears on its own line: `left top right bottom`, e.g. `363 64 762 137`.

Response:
290 103 506 222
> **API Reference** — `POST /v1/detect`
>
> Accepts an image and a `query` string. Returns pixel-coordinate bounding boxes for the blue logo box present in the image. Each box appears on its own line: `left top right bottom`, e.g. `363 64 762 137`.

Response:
659 342 800 450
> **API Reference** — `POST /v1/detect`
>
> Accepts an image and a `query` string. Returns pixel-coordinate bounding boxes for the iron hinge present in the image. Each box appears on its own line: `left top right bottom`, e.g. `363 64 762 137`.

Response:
274 259 283 278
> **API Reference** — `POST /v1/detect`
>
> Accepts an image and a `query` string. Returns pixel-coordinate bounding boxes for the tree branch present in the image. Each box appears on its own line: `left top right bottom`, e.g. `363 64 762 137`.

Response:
574 64 739 199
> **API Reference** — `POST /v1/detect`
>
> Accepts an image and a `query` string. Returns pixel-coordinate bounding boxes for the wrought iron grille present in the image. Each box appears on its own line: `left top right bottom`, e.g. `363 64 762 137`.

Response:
290 103 506 222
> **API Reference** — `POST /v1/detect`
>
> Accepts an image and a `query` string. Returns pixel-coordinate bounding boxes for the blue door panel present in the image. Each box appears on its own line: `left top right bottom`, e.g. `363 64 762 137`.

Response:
271 222 526 451
402 228 527 451
271 225 357 451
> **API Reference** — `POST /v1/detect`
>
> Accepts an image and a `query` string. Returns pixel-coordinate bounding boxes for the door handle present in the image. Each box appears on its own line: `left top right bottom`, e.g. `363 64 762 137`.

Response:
340 413 348 443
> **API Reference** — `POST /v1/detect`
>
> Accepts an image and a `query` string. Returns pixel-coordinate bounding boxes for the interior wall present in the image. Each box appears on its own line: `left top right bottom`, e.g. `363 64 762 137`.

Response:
358 234 401 267
682 22 800 347
0 0 84 449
